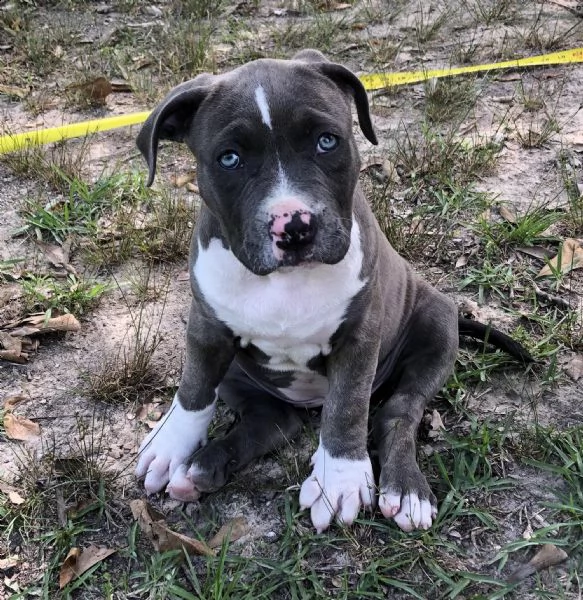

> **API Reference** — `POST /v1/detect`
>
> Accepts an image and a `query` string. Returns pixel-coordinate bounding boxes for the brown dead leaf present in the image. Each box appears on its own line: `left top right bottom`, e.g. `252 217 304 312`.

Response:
208 517 249 548
330 2 352 9
507 543 568 583
428 409 445 439
455 255 468 269
66 77 112 105
130 499 214 557
4 413 40 441
36 240 75 273
538 238 583 277
3 394 26 410
565 355 583 381
7 313 81 337
171 172 196 188
516 246 555 261
0 556 19 571
59 545 116 589
177 270 190 282
0 333 22 354
7 490 25 505
0 349 27 363
0 84 28 99
499 205 517 224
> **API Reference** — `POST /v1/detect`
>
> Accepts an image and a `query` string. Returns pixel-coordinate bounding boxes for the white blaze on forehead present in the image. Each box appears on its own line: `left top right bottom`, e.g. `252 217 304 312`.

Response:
254 85 272 130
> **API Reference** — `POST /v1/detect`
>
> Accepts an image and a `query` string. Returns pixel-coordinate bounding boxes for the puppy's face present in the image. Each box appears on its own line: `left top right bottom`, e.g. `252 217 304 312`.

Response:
137 53 377 275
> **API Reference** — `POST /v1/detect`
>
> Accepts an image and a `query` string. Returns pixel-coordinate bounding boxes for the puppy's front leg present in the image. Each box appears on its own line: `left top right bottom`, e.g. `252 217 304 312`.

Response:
136 302 234 499
299 332 380 533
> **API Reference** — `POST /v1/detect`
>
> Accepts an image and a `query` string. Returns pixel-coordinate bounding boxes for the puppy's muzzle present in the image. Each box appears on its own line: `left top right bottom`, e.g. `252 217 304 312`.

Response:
271 210 317 251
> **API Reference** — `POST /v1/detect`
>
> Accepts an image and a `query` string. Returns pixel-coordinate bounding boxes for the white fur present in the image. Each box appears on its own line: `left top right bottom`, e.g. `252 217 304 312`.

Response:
135 395 215 494
379 491 435 531
254 85 272 129
277 371 329 407
299 440 375 533
194 219 366 402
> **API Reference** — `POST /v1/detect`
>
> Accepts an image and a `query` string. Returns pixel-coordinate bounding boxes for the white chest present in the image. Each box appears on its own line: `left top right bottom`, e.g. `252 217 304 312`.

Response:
193 219 366 372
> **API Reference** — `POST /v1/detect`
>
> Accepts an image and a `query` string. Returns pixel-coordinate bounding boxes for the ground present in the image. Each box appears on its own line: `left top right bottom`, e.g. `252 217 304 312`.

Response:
0 0 582 598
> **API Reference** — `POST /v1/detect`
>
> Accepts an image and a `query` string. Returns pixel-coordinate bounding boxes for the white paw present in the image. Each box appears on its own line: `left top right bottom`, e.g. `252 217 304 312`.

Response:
299 441 375 533
135 395 215 495
379 490 436 532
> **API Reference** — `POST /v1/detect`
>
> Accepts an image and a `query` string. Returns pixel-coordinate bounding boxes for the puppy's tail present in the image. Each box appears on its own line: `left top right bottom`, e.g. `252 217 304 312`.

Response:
458 317 534 364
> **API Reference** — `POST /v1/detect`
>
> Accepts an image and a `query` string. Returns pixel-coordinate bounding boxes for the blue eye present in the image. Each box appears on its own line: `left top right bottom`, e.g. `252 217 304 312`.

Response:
218 151 241 170
317 133 339 154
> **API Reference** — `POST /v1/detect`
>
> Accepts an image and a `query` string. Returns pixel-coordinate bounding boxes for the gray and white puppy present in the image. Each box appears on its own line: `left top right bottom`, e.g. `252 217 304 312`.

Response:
135 50 523 533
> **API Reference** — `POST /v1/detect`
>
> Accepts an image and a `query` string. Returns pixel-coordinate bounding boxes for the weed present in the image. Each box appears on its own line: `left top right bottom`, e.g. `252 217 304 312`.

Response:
460 259 516 303
557 150 583 236
84 289 167 404
423 76 479 123
1 140 91 195
388 123 501 189
159 19 217 79
475 203 562 251
514 114 561 149
21 273 109 316
515 5 582 52
414 3 449 45
459 0 516 26
273 13 349 52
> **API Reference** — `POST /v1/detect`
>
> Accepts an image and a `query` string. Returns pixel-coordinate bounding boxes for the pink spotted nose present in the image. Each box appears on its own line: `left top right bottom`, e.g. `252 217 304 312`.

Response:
269 201 317 258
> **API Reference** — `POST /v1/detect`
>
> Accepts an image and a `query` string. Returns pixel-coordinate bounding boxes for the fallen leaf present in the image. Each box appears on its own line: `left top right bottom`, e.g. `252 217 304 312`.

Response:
6 313 81 337
177 270 190 281
130 499 214 557
0 556 19 570
0 84 28 99
36 240 75 273
565 355 583 381
499 205 517 224
3 394 26 410
4 413 40 441
330 2 352 9
507 543 568 583
428 409 445 439
66 77 112 105
208 517 249 548
455 254 468 269
0 333 21 354
516 246 555 261
171 173 196 188
59 545 116 589
7 490 25 505
538 238 583 277
0 350 27 363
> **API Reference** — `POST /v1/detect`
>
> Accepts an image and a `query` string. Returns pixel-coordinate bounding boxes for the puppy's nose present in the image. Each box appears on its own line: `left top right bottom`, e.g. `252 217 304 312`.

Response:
270 210 317 249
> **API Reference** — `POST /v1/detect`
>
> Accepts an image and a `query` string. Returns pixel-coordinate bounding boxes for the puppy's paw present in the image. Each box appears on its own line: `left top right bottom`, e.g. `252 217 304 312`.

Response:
379 461 437 531
135 396 215 495
379 490 436 531
299 442 375 533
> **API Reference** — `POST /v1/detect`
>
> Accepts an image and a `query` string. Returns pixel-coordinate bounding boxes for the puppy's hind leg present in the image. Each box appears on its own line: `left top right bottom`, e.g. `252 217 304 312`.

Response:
373 290 458 532
167 363 304 500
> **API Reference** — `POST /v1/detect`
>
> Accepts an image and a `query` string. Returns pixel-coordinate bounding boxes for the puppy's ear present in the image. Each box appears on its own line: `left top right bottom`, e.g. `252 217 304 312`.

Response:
306 59 378 146
137 75 213 186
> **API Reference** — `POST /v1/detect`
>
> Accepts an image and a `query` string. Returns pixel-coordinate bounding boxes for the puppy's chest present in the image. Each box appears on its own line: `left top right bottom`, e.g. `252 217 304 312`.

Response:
194 237 366 373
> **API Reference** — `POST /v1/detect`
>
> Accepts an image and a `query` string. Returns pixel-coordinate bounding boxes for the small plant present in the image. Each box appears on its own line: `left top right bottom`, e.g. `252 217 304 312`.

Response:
475 203 562 250
459 0 516 26
557 150 583 236
21 273 109 316
423 76 479 123
460 259 516 303
414 3 449 45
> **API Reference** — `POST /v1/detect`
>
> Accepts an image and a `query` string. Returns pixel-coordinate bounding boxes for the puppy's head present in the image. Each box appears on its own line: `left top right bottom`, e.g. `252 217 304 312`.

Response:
137 50 377 275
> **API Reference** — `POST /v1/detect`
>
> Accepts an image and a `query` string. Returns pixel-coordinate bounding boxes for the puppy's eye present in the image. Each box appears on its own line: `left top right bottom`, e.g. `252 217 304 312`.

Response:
218 151 241 170
316 133 339 154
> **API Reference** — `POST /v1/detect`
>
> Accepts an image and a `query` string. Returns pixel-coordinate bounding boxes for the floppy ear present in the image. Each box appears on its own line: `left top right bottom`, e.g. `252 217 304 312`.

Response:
136 75 213 186
293 50 378 146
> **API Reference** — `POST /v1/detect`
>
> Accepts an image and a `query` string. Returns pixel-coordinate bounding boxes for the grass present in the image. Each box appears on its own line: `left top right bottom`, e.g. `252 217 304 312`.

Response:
20 273 109 316
1 0 583 597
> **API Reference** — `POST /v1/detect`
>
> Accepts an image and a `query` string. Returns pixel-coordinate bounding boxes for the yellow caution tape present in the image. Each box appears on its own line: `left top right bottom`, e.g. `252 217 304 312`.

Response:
1 47 582 155
0 111 151 154
359 47 583 90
